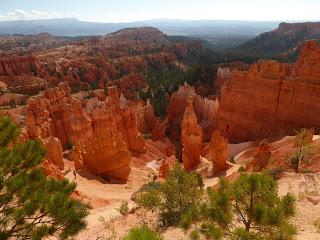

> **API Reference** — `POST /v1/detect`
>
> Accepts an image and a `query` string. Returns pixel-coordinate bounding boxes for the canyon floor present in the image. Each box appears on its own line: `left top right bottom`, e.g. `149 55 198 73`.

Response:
61 141 320 240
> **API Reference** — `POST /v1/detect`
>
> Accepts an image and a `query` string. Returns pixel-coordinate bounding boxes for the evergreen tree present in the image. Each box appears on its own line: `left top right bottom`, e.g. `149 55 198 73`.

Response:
123 225 163 240
288 128 314 173
136 163 204 228
201 173 296 240
0 116 88 240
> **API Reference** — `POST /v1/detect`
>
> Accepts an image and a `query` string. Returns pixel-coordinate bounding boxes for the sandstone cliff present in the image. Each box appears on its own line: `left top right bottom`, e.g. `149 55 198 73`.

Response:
0 56 47 94
219 41 320 143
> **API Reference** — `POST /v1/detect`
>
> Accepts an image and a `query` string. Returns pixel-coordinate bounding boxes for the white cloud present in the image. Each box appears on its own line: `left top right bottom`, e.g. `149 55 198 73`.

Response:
0 9 80 21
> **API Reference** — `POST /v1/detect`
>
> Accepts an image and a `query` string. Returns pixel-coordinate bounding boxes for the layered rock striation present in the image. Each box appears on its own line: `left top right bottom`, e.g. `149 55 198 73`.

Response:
219 41 320 143
0 55 47 94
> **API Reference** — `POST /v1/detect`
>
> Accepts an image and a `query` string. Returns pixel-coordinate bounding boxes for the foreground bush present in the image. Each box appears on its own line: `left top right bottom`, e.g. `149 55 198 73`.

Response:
202 173 296 240
135 163 204 227
287 128 314 173
123 225 163 240
0 117 88 239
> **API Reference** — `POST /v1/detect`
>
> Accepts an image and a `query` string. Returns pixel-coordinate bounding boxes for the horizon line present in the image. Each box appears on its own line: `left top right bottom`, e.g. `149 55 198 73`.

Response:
0 17 319 24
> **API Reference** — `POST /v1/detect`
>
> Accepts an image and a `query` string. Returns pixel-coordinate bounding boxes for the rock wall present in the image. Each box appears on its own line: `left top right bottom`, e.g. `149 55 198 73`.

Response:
219 41 320 143
0 56 47 94
0 56 41 76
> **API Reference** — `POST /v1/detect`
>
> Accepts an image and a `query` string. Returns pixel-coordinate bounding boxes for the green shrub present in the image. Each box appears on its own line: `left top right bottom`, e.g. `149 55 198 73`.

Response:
135 163 204 227
123 225 163 240
189 229 200 240
287 128 314 173
118 201 129 216
268 167 285 180
201 173 296 239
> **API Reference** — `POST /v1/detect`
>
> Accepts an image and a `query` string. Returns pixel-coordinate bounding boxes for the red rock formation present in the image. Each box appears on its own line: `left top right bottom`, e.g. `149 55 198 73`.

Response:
219 41 320 143
0 56 41 76
0 93 27 106
159 155 176 178
216 62 250 89
247 142 271 172
142 100 165 141
216 67 231 89
0 56 47 94
44 136 64 169
181 99 203 171
26 83 148 181
29 27 208 97
166 84 219 142
209 131 229 175
236 135 320 173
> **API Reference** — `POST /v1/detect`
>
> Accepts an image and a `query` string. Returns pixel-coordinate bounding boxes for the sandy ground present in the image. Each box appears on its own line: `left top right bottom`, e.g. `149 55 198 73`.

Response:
278 173 320 240
64 140 320 240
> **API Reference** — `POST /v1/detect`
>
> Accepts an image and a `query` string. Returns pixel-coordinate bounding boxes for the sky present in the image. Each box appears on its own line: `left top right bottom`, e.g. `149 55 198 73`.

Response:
0 0 319 23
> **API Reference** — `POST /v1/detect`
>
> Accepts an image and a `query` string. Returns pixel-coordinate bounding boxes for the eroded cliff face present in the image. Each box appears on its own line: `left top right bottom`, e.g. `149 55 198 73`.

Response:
219 41 320 143
0 56 47 94
26 83 148 181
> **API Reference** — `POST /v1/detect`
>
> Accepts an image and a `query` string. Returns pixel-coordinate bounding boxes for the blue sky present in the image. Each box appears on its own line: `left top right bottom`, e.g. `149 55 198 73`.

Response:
0 0 319 22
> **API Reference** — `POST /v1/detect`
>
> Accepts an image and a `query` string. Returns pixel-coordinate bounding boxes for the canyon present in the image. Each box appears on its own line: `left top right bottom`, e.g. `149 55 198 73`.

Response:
1 25 320 240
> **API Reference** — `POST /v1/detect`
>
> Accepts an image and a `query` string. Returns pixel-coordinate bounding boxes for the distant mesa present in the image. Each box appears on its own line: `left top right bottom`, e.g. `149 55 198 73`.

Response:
107 27 169 43
236 21 320 60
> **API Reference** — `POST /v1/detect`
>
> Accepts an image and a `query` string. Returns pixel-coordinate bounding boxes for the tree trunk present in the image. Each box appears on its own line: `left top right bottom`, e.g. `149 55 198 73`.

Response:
296 147 304 173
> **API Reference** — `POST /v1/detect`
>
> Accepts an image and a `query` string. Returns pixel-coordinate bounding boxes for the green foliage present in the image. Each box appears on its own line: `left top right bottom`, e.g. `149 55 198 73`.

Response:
139 65 216 119
202 173 296 240
287 128 314 173
189 229 201 240
65 139 74 151
0 116 88 239
118 201 129 216
200 222 223 240
139 68 185 119
135 163 204 228
123 225 163 240
267 167 285 180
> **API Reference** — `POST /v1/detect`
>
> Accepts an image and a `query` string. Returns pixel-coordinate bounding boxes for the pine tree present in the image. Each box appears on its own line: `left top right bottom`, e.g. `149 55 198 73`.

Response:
123 225 163 240
288 128 314 173
0 116 88 240
136 163 204 227
202 173 296 240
